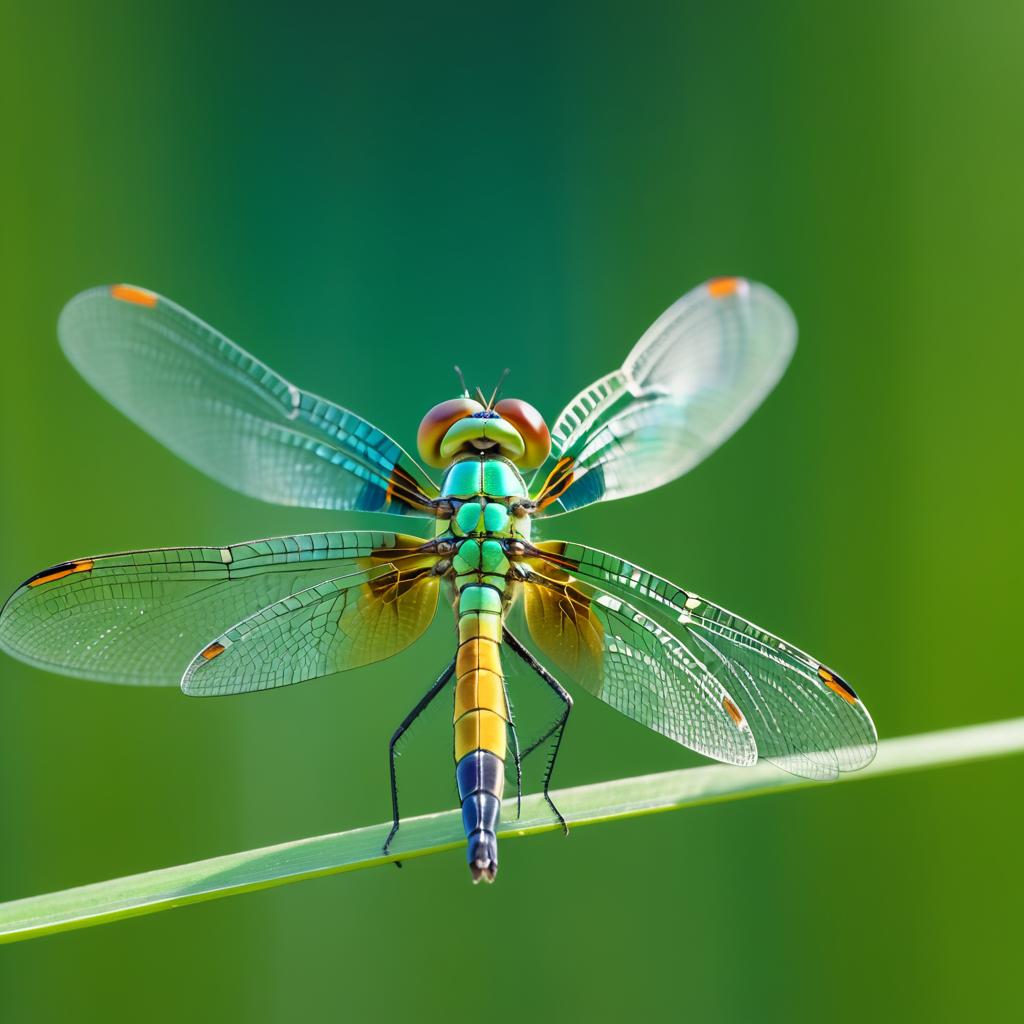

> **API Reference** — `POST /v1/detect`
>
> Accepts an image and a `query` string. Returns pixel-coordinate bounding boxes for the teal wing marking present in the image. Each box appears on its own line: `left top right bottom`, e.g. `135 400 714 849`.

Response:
530 278 796 515
523 540 877 780
182 561 440 696
0 532 430 686
58 285 437 515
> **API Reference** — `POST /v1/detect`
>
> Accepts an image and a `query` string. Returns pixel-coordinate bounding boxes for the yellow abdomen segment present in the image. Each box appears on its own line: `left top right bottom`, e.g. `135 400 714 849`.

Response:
453 632 508 761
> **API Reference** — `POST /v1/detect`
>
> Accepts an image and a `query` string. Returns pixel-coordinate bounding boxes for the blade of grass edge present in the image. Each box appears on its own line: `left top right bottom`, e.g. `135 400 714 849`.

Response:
2 717 1022 944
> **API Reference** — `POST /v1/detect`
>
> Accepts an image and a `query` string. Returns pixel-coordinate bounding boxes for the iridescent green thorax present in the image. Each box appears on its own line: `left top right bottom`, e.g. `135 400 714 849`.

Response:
435 455 532 546
440 456 529 505
434 454 530 617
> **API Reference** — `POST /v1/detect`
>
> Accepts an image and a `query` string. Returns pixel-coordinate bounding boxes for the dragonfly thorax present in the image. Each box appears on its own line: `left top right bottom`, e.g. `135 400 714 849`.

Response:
435 455 533 544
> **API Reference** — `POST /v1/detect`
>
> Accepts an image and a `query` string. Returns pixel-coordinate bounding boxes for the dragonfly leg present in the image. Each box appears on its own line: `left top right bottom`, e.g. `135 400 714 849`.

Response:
383 657 457 860
502 674 523 820
502 627 573 835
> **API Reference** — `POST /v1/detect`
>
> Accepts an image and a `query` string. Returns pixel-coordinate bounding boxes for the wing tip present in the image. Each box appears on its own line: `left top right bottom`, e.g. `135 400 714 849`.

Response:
179 669 203 696
707 276 749 300
818 665 860 706
58 284 161 362
181 639 235 696
705 276 798 351
23 559 95 589
110 283 159 308
60 282 160 320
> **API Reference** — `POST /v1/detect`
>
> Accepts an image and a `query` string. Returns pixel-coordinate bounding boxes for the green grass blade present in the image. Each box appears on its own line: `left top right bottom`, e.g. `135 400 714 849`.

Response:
2 717 1022 944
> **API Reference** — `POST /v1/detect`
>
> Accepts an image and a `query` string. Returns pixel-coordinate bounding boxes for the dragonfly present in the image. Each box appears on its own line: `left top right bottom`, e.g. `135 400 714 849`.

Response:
0 278 876 883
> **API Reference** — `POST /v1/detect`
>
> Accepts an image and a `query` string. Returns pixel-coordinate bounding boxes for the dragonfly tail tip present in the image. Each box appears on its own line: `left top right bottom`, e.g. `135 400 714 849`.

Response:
470 860 497 884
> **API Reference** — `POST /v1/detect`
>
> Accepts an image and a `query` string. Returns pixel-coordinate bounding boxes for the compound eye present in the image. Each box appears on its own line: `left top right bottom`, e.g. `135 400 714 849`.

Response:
417 398 483 468
494 398 551 469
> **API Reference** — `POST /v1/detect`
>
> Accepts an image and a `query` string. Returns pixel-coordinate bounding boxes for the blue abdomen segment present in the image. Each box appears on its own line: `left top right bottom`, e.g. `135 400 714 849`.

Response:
457 749 504 881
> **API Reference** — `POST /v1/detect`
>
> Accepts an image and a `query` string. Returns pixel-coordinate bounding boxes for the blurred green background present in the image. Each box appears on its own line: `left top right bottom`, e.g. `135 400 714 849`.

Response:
1 1 1022 1021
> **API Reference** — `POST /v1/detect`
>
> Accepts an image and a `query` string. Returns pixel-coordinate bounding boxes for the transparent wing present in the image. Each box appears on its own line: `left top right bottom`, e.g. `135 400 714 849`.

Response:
522 541 877 779
0 531 432 686
515 564 758 768
58 285 437 515
531 278 796 515
182 562 439 696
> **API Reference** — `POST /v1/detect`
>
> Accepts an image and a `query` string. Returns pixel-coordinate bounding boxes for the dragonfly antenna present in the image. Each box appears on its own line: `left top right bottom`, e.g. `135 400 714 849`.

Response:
453 365 469 398
487 368 510 409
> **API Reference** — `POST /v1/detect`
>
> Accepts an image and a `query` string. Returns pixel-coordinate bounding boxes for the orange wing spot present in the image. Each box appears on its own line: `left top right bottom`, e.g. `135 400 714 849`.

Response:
537 456 575 509
110 284 158 307
722 696 745 726
27 559 95 588
707 277 742 299
201 642 226 661
818 666 858 705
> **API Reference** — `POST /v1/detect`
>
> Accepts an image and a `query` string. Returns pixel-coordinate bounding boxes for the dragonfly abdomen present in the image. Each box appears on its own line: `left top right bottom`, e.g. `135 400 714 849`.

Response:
454 594 508 883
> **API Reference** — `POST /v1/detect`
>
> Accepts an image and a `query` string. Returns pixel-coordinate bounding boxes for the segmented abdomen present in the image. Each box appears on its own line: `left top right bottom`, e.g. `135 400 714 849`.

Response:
454 584 508 883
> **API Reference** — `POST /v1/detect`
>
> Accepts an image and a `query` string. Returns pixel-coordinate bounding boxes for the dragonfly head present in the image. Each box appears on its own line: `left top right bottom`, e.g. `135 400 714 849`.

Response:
417 396 551 470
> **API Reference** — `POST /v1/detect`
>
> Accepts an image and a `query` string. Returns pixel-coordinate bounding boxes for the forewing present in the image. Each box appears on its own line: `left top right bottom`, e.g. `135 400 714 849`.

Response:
182 563 439 696
518 564 758 768
532 278 796 514
58 285 437 515
0 532 431 686
526 541 877 779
